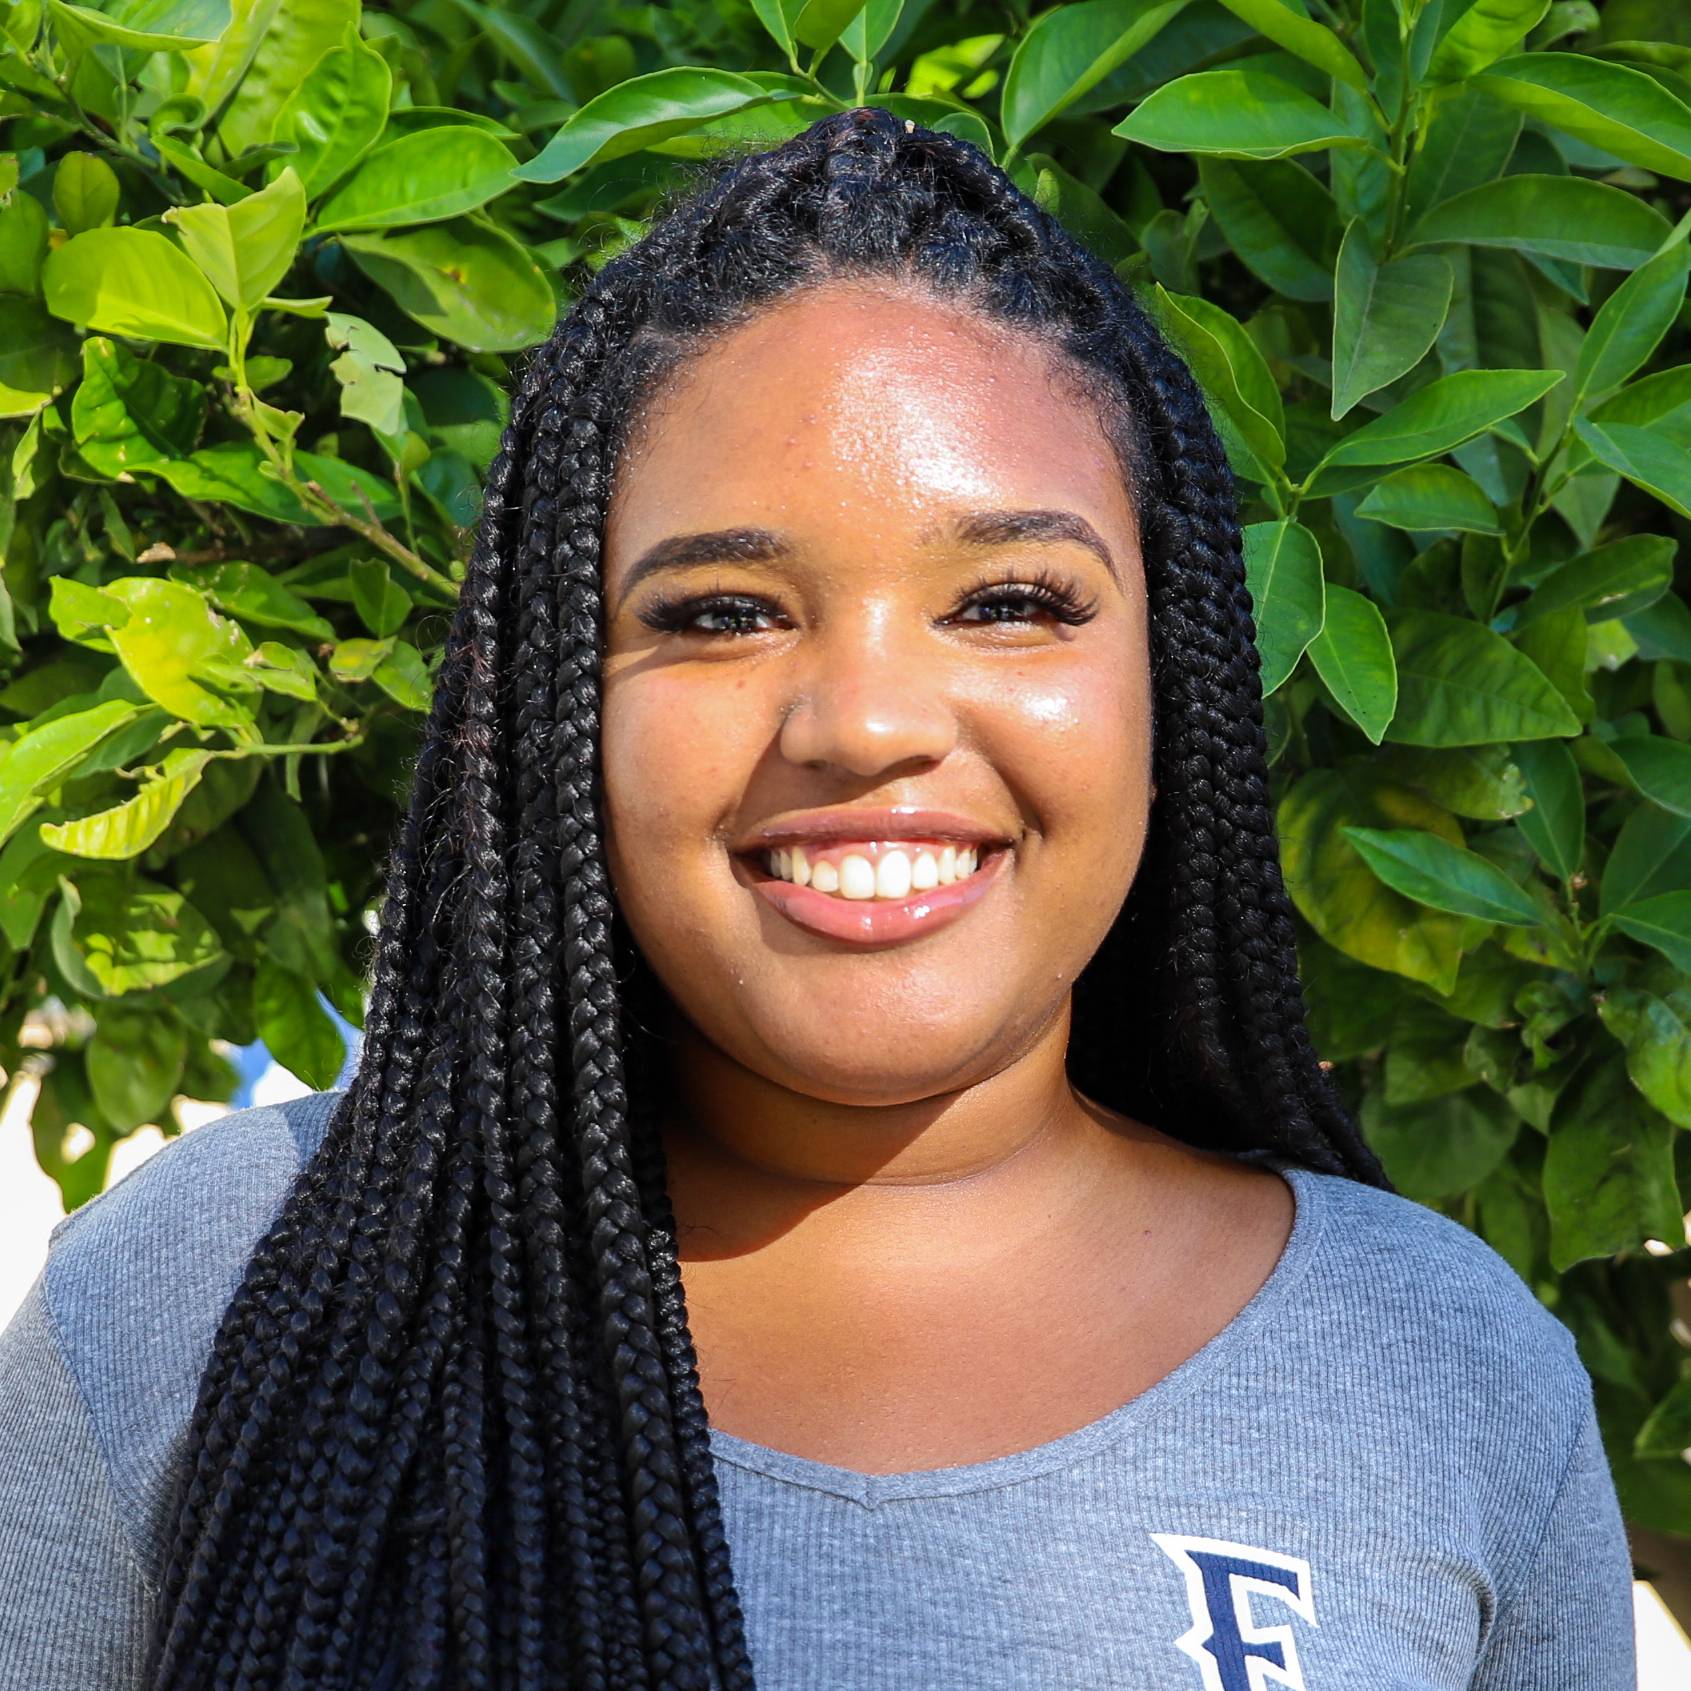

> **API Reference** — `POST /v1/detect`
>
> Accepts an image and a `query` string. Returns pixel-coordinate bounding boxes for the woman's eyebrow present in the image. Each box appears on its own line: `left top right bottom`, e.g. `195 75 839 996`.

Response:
938 509 1119 584
614 508 1118 611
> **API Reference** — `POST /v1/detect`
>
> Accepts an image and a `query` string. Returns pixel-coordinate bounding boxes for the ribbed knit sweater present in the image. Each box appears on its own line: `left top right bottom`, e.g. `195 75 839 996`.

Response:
0 1089 1637 1689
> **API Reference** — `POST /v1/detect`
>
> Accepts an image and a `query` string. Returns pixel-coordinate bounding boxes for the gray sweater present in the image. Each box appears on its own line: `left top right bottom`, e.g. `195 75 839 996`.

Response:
0 1089 1638 1689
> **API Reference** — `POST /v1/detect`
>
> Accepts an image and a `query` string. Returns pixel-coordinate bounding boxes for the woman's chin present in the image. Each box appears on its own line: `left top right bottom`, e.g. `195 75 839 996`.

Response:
738 1016 1011 1105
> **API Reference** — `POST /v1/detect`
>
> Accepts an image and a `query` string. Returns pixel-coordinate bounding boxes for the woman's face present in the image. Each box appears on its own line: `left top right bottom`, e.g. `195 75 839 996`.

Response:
600 277 1154 1106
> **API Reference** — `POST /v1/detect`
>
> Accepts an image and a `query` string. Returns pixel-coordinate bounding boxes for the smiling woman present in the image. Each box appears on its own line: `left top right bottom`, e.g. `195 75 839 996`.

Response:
0 107 1637 1691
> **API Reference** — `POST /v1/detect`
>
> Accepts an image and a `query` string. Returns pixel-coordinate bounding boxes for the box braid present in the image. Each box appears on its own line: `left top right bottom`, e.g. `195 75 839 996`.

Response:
141 104 1390 1691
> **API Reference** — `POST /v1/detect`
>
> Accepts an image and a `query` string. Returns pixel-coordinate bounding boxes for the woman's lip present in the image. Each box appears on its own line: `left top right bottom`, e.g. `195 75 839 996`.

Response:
730 844 1010 947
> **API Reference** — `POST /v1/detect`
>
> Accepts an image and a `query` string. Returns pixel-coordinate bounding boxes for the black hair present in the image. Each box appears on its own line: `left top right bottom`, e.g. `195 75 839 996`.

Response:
143 106 1391 1691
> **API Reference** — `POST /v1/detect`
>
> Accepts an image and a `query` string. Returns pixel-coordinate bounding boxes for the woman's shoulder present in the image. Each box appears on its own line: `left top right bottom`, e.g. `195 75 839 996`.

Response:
1278 1155 1592 1423
43 1087 342 1304
28 1088 343 1571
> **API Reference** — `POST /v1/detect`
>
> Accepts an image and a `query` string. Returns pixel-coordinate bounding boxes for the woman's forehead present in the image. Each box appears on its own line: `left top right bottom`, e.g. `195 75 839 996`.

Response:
605 283 1137 565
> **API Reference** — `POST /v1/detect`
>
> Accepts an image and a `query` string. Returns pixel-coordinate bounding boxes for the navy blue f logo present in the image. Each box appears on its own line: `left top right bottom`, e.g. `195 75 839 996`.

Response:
1151 1533 1317 1690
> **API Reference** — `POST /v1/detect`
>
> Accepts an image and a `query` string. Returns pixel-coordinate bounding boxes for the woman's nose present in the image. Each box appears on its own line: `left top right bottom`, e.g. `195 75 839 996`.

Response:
776 609 958 779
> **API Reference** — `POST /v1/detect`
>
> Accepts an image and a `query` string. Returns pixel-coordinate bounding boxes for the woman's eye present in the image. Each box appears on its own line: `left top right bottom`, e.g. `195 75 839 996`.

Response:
636 573 1099 639
637 595 785 637
952 576 1099 628
955 590 1058 625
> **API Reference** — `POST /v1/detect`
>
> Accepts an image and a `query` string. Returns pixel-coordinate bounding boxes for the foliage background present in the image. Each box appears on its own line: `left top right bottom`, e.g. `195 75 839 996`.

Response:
4 0 1691 1590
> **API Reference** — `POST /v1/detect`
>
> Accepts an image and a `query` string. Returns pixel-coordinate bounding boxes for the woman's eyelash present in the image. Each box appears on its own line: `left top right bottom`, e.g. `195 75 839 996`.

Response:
952 565 1101 627
635 566 1101 637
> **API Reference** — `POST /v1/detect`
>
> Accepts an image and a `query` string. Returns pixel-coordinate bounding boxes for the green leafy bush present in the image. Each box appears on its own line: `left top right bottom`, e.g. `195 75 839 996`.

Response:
2 0 1689 1557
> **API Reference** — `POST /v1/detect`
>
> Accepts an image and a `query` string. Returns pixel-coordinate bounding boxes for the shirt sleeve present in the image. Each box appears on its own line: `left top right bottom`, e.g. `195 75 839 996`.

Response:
1469 1380 1637 1691
0 1271 154 1690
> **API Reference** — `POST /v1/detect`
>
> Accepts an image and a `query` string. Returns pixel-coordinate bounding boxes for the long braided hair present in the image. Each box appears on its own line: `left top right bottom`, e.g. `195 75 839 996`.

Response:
143 106 1391 1691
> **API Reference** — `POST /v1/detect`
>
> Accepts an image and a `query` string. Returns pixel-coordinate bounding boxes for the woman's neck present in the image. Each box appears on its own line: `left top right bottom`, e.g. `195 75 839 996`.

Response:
653 1001 1169 1265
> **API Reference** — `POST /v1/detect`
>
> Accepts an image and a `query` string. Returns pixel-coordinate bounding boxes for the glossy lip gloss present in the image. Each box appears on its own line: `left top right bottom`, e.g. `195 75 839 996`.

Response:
732 843 1011 946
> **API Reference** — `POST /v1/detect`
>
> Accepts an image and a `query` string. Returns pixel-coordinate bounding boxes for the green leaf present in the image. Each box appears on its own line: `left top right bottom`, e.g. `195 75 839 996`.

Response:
1587 363 1691 434
515 66 782 183
314 126 519 233
1242 519 1324 695
148 439 399 526
1570 232 1691 410
412 367 506 471
47 580 129 649
1404 173 1672 270
1635 1375 1691 1462
238 774 337 979
0 298 79 418
0 828 64 952
324 309 404 437
372 639 429 709
350 558 408 637
1597 986 1691 1131
1309 368 1563 477
168 561 334 639
86 1007 188 1131
1573 416 1691 520
1426 0 1551 84
1331 218 1453 421
1517 534 1675 628
253 957 344 1087
1512 607 1592 730
829 1 899 68
412 450 480 529
186 0 359 158
267 24 391 197
1606 733 1691 818
1023 153 1139 268
163 167 305 310
1196 156 1340 304
1214 0 1369 94
745 0 869 62
1354 464 1501 534
1544 1050 1684 1270
1384 609 1581 746
247 641 319 700
70 336 206 475
329 636 392 681
1340 824 1543 925
1402 83 1523 232
42 227 228 351
438 0 576 100
51 151 119 235
0 699 140 848
1477 51 1691 184
1610 892 1691 975
1149 284 1285 472
1360 1085 1520 1203
1600 803 1691 917
102 577 260 736
1280 763 1470 991
1113 65 1375 162
340 219 556 354
0 188 50 296
40 749 215 859
1001 0 1187 147
1510 737 1584 883
54 873 227 996
1308 583 1397 744
52 0 231 51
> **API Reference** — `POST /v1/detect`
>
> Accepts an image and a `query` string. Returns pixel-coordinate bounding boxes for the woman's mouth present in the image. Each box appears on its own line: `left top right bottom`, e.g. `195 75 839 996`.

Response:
731 837 1011 946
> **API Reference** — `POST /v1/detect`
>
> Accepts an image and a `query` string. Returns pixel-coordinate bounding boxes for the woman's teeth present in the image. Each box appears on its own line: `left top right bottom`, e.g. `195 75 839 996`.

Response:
764 844 982 900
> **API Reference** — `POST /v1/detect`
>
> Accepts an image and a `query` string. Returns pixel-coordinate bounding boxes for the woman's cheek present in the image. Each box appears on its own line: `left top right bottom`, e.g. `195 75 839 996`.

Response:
989 657 1144 796
602 670 756 882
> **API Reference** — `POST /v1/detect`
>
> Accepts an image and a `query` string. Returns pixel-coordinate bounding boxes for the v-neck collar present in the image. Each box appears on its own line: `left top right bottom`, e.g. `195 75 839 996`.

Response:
704 1153 1329 1506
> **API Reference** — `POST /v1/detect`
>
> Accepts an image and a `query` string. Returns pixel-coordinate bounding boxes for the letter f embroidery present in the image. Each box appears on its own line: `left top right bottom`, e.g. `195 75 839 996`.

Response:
1150 1533 1317 1691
